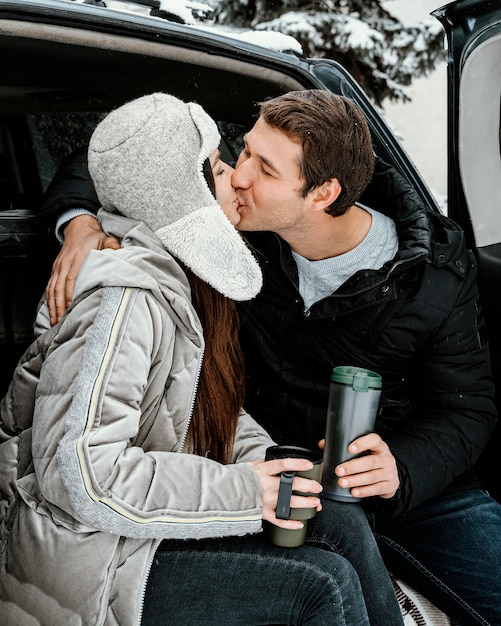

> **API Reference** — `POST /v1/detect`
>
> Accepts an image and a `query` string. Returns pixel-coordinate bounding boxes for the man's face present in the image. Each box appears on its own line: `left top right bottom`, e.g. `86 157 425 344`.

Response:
232 116 310 237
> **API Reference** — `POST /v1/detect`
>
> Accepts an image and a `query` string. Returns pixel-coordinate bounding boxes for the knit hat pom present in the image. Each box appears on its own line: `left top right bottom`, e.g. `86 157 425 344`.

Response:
88 93 262 300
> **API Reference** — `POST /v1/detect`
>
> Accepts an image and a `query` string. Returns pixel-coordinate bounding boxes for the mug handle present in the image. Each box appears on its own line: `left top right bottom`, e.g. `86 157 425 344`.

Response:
275 471 294 519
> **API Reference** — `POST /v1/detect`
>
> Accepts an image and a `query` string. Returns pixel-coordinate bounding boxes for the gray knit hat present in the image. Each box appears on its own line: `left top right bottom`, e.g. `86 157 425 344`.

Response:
88 92 262 300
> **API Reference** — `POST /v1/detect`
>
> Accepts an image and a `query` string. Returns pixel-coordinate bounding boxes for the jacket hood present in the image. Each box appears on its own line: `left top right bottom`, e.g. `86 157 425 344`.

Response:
73 210 203 340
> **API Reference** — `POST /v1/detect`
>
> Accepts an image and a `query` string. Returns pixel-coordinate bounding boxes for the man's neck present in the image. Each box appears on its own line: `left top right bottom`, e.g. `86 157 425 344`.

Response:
287 205 372 261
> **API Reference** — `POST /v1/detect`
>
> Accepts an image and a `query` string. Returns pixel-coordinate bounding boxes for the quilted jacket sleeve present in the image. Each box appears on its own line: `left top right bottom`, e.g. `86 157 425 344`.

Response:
28 285 264 540
232 410 275 463
386 246 497 515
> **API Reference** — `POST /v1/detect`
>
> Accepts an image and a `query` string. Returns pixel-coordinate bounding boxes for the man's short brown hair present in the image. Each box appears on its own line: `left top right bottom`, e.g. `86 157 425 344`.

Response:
259 90 374 216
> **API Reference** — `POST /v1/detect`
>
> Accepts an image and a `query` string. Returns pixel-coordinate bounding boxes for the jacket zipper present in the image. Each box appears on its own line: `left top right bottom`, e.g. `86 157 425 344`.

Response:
179 347 204 453
275 230 428 304
135 539 161 626
288 252 428 317
136 348 204 625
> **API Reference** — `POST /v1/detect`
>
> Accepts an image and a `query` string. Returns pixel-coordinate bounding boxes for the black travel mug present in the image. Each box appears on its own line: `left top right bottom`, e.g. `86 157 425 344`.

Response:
322 366 382 502
263 445 323 548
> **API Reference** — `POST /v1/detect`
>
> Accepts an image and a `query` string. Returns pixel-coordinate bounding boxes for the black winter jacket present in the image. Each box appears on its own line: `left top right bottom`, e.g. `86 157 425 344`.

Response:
40 152 497 517
239 160 497 515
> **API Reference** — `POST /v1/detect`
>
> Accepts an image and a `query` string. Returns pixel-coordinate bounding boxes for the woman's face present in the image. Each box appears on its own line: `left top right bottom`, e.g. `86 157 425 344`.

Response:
209 149 240 226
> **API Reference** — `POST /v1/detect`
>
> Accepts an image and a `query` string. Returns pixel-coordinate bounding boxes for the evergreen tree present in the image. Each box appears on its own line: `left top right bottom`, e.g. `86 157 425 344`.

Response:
213 0 445 105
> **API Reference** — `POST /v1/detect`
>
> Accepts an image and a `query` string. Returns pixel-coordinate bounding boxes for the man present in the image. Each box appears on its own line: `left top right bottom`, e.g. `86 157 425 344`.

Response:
40 90 501 625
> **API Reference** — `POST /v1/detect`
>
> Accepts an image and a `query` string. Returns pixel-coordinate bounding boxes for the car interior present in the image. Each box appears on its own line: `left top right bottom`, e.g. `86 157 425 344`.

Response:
0 18 307 395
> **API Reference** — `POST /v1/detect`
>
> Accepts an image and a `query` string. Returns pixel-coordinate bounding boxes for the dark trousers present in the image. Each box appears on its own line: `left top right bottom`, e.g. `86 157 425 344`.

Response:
142 534 370 625
374 489 501 626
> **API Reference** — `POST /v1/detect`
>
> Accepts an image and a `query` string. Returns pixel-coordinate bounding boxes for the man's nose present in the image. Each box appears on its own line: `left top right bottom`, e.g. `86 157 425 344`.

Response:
232 156 251 189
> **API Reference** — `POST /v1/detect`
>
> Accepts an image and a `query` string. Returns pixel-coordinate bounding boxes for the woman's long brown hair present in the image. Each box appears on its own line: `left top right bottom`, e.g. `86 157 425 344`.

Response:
185 272 246 465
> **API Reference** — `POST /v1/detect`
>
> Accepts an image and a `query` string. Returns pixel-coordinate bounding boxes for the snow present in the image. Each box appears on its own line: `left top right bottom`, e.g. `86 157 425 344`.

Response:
338 16 386 51
73 0 204 26
74 0 446 110
230 29 303 54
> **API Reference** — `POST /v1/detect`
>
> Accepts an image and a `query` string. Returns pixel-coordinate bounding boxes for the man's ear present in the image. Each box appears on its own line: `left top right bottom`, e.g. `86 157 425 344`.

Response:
311 178 342 211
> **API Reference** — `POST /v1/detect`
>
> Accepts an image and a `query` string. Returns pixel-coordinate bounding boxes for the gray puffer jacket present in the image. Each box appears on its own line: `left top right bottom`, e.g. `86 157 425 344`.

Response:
0 210 273 625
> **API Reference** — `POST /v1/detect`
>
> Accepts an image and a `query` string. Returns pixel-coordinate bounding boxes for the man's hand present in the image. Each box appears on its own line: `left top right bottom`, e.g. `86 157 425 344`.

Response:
319 434 399 500
249 458 323 529
46 214 120 325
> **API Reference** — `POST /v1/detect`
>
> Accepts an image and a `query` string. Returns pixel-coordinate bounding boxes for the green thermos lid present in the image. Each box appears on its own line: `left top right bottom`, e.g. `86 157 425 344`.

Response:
331 366 382 392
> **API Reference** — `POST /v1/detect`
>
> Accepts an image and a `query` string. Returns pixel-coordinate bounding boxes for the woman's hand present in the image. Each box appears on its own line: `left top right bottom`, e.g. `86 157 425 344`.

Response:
249 458 323 529
46 215 120 325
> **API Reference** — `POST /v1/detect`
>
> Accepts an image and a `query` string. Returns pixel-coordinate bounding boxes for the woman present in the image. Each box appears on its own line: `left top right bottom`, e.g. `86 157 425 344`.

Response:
0 93 369 625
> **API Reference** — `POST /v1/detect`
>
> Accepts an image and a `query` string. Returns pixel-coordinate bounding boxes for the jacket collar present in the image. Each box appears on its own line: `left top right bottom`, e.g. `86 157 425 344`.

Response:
243 158 465 307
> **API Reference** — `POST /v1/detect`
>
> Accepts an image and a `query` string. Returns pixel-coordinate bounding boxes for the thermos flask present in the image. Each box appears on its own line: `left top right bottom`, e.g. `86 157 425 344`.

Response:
322 366 382 502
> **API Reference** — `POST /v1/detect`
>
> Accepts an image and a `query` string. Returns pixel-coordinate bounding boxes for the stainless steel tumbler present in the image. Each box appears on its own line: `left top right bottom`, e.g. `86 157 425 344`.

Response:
322 366 382 502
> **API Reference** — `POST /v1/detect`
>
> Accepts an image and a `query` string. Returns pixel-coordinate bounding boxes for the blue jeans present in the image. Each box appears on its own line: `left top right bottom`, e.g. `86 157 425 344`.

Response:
374 489 501 626
142 534 370 625
306 499 404 626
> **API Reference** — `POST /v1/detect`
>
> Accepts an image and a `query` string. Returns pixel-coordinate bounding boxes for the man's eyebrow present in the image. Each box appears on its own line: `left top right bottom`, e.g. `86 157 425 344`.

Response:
242 133 281 176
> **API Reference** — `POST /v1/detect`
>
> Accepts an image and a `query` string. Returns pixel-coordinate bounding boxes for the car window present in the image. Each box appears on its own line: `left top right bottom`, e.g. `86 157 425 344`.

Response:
27 112 106 192
458 30 501 248
0 112 249 215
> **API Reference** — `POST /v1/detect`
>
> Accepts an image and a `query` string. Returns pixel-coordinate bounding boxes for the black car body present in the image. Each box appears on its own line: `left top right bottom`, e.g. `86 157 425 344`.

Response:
433 0 501 501
0 0 499 504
